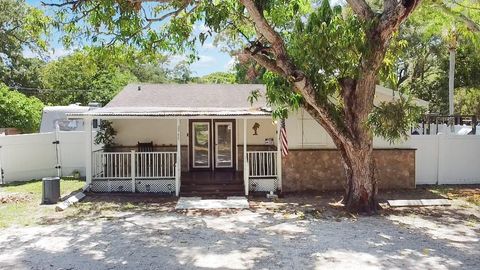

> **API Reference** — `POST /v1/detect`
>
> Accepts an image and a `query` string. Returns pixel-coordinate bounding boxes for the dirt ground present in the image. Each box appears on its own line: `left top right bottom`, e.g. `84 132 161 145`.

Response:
0 188 479 270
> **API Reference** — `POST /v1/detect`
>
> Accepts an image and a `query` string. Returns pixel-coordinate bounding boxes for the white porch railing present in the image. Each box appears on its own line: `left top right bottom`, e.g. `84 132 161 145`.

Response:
135 152 177 179
91 150 177 193
93 151 132 179
246 150 279 192
247 151 278 177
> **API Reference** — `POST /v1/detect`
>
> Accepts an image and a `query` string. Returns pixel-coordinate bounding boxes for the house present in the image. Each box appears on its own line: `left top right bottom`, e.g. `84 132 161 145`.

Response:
69 84 425 196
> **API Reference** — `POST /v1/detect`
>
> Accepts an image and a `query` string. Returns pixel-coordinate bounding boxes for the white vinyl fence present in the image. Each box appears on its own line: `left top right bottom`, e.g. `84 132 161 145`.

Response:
0 131 89 183
374 135 480 185
1 130 479 186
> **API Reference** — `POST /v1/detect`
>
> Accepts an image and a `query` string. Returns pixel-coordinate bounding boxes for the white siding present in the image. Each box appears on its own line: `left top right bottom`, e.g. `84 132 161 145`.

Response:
112 119 189 146
236 118 277 146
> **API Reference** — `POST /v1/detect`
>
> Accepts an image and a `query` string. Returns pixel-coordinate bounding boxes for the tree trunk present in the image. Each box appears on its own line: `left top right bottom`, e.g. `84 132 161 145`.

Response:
340 142 378 213
239 0 422 214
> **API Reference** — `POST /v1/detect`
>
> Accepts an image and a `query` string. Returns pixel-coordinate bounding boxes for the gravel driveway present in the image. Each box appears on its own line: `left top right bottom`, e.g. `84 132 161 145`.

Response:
0 197 479 270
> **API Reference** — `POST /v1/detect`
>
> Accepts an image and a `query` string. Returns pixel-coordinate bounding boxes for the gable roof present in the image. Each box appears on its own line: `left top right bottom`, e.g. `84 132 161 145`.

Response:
69 83 429 118
72 83 270 117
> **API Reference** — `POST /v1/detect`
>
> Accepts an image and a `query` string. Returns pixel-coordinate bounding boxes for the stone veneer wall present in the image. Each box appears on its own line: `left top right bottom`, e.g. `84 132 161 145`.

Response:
282 149 415 192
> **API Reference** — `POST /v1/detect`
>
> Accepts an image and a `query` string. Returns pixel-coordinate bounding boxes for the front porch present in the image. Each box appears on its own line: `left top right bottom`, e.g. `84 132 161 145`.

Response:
84 117 282 196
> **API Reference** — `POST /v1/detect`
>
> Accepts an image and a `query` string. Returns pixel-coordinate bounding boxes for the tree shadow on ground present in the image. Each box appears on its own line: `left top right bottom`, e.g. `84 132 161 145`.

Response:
1 192 479 270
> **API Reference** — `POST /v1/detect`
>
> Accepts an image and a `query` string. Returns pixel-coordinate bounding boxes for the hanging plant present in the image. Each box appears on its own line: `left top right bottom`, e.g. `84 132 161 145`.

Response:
94 120 117 150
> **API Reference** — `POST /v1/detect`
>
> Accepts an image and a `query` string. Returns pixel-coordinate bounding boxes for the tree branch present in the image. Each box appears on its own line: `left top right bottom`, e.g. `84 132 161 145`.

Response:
242 48 285 76
346 0 375 21
239 0 349 141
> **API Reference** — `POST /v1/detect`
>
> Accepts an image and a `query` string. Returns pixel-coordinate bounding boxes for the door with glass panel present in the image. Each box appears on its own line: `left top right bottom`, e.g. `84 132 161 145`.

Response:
191 121 211 169
214 121 234 169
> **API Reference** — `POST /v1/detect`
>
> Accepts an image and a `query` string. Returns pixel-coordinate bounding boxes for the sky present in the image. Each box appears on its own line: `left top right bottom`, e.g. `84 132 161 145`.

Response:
25 0 234 77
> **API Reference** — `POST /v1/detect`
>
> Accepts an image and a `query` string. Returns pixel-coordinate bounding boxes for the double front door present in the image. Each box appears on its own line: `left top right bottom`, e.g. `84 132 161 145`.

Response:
190 120 236 170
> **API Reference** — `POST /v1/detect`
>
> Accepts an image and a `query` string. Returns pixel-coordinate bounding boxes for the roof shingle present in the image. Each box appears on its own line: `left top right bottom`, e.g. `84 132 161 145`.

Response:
70 83 271 117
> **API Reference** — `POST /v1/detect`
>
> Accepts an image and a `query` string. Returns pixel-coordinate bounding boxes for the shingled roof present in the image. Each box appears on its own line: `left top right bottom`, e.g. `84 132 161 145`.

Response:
70 84 271 117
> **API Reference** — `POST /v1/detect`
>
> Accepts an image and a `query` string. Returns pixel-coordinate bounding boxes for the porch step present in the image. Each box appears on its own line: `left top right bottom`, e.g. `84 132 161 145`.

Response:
180 183 244 197
179 190 245 198
181 184 244 191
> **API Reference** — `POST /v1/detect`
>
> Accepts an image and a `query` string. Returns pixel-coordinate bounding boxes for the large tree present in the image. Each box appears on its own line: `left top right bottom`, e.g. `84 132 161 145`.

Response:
46 0 429 213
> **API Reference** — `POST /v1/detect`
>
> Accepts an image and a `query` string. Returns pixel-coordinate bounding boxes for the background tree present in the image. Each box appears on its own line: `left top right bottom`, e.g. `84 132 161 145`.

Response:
0 83 44 133
199 72 236 84
392 0 480 114
40 46 171 105
0 0 49 88
455 88 480 117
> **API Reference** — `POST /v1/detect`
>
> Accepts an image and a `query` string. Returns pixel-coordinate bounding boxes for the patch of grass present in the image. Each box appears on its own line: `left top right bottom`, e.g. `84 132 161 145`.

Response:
429 185 480 206
0 179 85 228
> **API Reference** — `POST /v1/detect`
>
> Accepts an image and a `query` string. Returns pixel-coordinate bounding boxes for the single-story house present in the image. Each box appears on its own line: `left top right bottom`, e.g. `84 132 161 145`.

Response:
69 84 427 196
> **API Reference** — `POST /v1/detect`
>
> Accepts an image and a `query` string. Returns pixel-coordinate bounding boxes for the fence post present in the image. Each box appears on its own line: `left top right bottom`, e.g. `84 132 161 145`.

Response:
131 150 136 192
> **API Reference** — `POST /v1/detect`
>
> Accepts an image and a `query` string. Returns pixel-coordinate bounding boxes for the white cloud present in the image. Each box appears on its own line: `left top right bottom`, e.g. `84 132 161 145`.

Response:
193 55 215 67
22 46 73 61
203 42 216 49
48 47 73 60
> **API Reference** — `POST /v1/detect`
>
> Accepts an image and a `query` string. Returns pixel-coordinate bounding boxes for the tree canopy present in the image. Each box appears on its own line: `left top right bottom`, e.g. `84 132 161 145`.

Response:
0 0 49 89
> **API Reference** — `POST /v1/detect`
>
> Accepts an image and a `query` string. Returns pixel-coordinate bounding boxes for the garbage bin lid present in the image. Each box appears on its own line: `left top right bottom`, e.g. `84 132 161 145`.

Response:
42 177 60 181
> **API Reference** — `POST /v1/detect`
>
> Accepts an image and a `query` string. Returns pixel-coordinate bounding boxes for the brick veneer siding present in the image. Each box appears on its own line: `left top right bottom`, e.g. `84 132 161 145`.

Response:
281 149 415 192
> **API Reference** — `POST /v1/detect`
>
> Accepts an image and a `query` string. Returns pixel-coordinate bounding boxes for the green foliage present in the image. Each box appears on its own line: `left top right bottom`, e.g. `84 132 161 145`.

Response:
262 72 303 119
199 72 236 84
0 0 49 61
288 2 365 104
455 87 480 117
367 95 425 143
94 120 117 149
40 47 142 105
48 0 474 143
0 0 49 88
391 1 480 114
0 57 46 89
0 83 44 133
132 63 170 83
234 60 266 84
169 61 194 83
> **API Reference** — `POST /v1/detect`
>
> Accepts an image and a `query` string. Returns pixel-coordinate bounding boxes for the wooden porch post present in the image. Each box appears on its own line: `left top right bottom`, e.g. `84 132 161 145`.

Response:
84 117 93 191
176 118 181 196
243 118 248 196
276 120 282 192
131 150 136 192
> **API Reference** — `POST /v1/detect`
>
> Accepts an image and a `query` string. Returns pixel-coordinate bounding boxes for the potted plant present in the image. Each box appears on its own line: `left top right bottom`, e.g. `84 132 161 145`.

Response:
94 120 117 150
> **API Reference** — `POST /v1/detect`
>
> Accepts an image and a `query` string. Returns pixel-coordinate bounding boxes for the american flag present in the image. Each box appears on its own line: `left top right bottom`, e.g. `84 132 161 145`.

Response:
280 119 288 157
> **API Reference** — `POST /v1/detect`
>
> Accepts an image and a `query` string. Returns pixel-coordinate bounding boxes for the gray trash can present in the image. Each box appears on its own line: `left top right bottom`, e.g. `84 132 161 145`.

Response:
42 177 60 204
